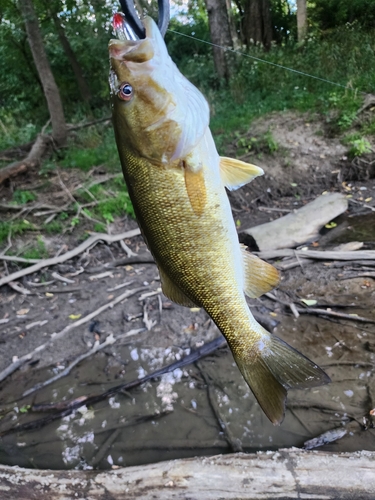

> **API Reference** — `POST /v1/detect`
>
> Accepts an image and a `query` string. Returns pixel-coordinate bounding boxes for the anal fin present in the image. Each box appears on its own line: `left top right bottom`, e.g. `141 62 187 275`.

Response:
159 267 197 308
241 245 280 298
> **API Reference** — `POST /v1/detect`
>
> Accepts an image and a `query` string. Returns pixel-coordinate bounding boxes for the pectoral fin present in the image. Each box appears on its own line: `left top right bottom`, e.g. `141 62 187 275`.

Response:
220 157 264 190
159 267 197 307
184 163 207 216
241 245 280 298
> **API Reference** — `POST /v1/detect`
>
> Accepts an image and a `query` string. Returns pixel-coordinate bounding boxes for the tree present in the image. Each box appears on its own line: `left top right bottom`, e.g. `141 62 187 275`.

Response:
243 0 273 49
297 0 307 41
204 0 233 80
48 1 92 106
18 0 67 146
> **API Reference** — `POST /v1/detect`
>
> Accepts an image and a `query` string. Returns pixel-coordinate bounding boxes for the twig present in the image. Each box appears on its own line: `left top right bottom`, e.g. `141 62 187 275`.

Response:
107 280 135 292
0 255 41 264
90 429 121 468
51 272 75 284
258 206 291 213
289 302 300 318
339 272 375 279
120 240 137 257
22 329 144 397
298 307 375 323
142 300 157 331
7 281 31 295
86 254 155 273
265 292 375 323
197 362 243 453
349 198 375 212
0 336 227 436
0 228 141 288
0 286 145 383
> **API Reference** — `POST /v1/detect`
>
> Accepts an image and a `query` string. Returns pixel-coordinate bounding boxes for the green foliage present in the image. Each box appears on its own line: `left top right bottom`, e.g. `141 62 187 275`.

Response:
21 237 48 260
0 220 34 244
348 137 372 157
60 127 119 172
12 190 37 205
311 0 375 31
44 220 63 234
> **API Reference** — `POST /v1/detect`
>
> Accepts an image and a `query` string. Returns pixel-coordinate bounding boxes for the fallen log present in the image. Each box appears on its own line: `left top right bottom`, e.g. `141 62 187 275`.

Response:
0 449 374 499
257 248 375 261
243 193 348 251
0 134 52 185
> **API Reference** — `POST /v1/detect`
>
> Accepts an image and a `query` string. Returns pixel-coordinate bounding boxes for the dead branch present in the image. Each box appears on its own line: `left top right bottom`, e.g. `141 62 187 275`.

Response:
0 134 52 185
0 285 145 384
22 329 144 397
66 116 111 131
0 228 141 288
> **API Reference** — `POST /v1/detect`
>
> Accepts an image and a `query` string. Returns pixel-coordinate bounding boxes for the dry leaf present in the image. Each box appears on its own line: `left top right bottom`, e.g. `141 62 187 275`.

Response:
69 314 82 320
17 309 29 316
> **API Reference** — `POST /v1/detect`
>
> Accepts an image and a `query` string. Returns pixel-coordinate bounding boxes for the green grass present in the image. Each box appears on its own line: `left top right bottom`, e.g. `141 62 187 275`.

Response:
0 220 35 244
60 127 119 172
21 238 48 260
168 25 375 152
12 190 37 205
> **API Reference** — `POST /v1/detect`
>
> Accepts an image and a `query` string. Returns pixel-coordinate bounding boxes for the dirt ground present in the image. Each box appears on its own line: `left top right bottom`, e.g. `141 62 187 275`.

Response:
0 111 375 469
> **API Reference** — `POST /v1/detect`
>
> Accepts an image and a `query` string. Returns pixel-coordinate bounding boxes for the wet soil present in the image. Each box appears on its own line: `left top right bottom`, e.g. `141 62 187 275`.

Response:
0 111 375 470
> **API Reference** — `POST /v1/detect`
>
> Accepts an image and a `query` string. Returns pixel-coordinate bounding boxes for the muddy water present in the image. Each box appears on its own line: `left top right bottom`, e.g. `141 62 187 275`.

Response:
0 295 374 470
0 214 374 470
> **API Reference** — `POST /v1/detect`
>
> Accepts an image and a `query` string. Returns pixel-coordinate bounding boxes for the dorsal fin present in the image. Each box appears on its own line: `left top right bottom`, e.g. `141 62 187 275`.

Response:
241 245 279 298
220 157 264 190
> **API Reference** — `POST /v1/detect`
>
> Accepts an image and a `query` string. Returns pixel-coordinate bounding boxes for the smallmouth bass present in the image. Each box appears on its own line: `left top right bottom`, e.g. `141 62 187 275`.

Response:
109 15 330 424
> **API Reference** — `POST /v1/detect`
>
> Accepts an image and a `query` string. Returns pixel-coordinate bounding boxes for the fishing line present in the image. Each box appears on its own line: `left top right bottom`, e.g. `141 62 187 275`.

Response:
167 28 367 95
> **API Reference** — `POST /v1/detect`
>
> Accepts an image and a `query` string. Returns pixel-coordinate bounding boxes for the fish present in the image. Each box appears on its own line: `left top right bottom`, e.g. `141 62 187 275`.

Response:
109 14 330 425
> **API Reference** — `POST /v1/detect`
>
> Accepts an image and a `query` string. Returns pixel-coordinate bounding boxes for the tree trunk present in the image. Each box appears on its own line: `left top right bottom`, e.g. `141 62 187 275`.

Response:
243 0 273 50
18 0 67 147
204 0 233 81
297 0 307 41
50 8 92 105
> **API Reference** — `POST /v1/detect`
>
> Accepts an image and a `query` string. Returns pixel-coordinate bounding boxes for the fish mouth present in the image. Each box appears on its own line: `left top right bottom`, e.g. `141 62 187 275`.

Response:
109 15 157 62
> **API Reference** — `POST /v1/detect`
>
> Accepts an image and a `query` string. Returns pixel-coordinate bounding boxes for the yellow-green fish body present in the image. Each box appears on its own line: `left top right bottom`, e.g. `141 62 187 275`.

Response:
109 17 329 424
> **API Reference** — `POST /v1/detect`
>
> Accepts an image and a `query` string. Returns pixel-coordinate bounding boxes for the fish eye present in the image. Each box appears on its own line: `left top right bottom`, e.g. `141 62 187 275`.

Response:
118 82 133 101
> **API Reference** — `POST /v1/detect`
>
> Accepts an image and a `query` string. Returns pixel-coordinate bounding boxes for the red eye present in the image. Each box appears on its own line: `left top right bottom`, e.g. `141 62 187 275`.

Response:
118 82 133 101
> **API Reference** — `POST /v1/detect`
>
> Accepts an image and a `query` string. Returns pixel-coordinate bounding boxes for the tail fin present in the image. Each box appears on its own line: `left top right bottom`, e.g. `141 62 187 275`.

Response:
233 333 330 425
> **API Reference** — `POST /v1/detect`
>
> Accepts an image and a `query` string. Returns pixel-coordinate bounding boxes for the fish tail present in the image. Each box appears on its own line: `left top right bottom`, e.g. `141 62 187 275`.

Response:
232 328 330 425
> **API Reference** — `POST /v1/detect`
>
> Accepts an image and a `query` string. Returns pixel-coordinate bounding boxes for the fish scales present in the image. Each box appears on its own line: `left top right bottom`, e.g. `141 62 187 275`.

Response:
115 144 253 349
109 15 330 424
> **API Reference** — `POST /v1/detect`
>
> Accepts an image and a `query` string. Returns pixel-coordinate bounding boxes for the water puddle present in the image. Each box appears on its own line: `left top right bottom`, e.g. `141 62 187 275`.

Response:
0 296 374 470
320 212 375 248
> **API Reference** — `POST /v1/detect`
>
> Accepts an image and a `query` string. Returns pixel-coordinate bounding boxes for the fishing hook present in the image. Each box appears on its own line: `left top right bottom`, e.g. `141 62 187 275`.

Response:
118 0 170 38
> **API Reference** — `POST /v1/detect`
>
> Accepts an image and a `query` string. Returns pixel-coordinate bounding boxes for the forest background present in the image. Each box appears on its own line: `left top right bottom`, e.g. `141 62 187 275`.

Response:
0 0 375 246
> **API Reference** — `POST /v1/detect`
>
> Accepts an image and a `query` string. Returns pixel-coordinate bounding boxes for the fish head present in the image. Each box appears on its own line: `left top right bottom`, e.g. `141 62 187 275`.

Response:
109 16 209 165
